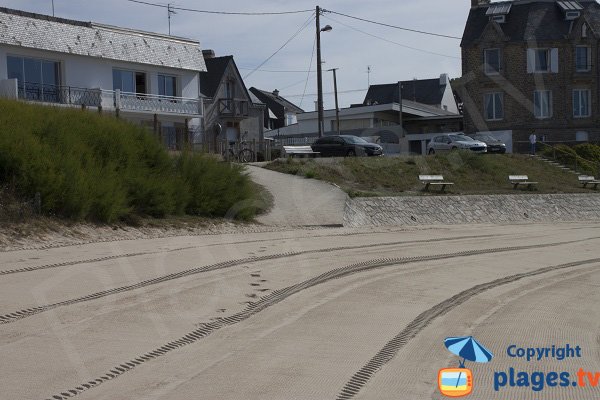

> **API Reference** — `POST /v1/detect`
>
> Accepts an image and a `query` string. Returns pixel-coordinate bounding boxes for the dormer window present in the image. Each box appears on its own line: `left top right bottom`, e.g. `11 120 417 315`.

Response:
486 3 511 23
557 1 583 20
566 10 581 20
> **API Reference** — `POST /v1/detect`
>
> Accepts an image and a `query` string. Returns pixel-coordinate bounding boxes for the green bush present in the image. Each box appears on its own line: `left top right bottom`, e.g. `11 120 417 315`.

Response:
0 100 258 222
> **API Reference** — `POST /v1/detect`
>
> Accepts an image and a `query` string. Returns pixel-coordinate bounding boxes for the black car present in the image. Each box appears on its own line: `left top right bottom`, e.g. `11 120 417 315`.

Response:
469 134 507 154
311 135 383 157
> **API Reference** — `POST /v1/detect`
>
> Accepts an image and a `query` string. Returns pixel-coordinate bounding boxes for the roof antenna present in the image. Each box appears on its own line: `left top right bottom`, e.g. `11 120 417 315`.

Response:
367 65 372 87
168 4 177 35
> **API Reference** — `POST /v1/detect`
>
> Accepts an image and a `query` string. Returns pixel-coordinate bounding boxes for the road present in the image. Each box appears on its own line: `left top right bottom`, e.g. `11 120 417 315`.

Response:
1 222 599 399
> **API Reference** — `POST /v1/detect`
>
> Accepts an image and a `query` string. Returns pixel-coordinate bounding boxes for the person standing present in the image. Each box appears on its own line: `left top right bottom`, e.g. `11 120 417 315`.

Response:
529 130 537 155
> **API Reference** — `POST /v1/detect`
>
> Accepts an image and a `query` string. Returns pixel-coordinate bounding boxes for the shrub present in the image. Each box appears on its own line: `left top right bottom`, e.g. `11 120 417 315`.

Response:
0 100 259 223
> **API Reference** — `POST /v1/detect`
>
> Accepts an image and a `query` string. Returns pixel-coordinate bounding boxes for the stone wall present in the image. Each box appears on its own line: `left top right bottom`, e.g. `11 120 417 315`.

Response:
344 194 600 227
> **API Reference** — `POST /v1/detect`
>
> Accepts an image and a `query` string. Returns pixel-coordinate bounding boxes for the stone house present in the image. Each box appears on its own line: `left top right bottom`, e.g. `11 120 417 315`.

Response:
458 0 600 152
200 52 265 146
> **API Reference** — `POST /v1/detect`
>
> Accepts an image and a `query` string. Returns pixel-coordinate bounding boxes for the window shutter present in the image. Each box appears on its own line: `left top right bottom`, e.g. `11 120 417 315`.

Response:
550 48 559 73
527 49 535 73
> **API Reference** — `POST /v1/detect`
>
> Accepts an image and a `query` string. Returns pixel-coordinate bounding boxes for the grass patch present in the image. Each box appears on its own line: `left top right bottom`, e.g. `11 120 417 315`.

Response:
265 152 591 196
0 100 260 223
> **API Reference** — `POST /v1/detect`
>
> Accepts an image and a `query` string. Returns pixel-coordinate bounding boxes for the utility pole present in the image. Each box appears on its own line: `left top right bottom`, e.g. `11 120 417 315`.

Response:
329 68 340 135
316 6 325 137
316 6 332 138
52 0 55 16
398 81 403 135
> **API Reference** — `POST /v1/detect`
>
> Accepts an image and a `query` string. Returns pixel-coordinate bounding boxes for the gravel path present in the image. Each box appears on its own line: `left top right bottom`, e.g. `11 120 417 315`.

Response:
246 165 348 227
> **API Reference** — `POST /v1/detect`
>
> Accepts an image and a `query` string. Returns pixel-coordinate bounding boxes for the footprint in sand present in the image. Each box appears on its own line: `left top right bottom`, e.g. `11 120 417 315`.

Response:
258 288 270 292
250 273 261 277
246 293 258 298
250 283 260 287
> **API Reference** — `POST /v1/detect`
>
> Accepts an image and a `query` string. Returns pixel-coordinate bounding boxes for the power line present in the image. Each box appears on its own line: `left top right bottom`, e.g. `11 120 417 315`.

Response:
125 0 312 15
243 12 315 79
324 15 460 60
238 67 316 74
300 33 317 108
325 9 462 40
283 88 368 98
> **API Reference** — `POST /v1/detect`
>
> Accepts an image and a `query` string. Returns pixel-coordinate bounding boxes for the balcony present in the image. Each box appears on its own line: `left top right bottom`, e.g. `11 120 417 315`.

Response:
16 82 102 107
218 98 249 118
0 79 201 117
116 90 201 116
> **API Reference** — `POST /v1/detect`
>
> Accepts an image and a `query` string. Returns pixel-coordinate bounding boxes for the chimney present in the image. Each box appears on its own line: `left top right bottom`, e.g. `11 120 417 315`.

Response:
272 89 279 97
202 49 215 59
440 73 449 85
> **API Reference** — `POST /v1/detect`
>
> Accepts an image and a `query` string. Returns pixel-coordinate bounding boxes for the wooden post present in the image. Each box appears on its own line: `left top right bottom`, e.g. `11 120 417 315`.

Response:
184 118 190 150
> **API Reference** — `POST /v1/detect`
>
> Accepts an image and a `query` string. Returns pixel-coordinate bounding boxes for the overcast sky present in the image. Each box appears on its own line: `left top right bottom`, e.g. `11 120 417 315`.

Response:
1 0 472 110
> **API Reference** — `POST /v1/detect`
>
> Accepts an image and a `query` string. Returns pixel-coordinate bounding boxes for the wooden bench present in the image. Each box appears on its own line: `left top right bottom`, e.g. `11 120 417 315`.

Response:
509 175 538 190
283 145 320 158
579 175 600 189
419 175 454 192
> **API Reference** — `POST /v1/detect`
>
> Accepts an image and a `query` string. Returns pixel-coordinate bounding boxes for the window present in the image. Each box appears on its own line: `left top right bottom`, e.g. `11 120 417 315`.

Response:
484 92 504 120
7 55 60 102
573 89 591 118
158 74 177 97
113 69 146 93
527 48 558 73
535 49 549 71
484 49 501 75
534 90 552 119
576 46 591 72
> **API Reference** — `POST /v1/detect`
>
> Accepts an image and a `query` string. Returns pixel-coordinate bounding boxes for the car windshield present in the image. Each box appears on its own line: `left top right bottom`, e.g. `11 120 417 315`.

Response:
450 135 474 142
343 136 369 144
475 135 499 142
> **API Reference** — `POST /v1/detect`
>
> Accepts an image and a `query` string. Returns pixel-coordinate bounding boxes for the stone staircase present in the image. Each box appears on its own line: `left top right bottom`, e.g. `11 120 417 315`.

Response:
532 155 583 175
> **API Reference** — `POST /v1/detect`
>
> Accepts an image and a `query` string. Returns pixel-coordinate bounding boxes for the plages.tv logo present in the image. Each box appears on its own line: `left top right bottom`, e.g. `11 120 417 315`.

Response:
438 336 494 397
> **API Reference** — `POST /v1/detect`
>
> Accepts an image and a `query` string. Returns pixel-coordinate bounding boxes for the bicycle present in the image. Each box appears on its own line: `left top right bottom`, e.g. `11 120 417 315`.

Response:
222 137 255 163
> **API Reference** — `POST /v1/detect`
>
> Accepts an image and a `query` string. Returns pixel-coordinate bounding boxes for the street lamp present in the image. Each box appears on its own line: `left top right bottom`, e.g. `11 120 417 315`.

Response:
328 68 340 135
316 6 332 137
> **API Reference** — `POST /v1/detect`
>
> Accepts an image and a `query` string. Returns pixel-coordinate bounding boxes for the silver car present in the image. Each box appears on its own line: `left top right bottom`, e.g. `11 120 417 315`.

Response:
427 134 487 154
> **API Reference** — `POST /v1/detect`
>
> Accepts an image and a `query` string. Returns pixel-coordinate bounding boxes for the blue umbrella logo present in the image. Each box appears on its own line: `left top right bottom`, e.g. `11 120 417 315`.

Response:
444 336 493 389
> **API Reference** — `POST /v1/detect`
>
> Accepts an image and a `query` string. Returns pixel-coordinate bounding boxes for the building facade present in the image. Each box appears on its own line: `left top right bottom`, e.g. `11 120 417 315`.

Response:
459 0 600 152
200 53 264 147
249 87 304 130
0 7 205 150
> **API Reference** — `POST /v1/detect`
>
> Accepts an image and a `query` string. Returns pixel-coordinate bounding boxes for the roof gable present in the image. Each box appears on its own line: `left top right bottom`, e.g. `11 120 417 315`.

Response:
200 56 252 102
249 87 304 115
0 7 205 71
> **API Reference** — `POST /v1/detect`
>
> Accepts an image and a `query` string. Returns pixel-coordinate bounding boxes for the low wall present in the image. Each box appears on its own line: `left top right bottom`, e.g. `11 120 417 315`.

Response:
344 194 600 227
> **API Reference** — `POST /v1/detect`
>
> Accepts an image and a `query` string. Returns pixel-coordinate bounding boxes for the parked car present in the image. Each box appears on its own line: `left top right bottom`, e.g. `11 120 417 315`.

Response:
427 134 487 154
311 135 383 157
468 133 507 154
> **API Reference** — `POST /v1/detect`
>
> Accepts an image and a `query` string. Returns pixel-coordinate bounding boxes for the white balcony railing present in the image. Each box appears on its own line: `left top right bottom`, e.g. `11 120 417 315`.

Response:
111 90 201 116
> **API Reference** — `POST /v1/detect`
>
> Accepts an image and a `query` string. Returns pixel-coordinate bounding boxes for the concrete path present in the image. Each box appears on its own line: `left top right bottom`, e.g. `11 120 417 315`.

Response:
245 165 348 227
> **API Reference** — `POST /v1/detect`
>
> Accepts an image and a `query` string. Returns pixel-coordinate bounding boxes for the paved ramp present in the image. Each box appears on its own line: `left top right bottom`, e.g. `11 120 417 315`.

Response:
245 165 348 227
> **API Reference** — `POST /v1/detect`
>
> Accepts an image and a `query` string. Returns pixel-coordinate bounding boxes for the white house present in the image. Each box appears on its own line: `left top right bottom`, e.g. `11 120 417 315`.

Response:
0 7 206 149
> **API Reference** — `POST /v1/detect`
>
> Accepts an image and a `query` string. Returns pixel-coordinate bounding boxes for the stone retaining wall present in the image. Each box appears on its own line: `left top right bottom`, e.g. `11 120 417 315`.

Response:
343 194 600 227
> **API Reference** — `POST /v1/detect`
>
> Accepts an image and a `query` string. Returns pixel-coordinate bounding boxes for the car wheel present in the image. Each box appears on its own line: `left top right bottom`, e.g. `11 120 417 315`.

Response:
428 148 435 155
346 149 356 157
451 146 458 151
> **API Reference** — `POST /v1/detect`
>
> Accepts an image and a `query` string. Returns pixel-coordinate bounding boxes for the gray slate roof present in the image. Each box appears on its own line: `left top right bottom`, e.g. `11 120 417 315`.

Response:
363 78 446 107
0 7 205 71
462 0 600 47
